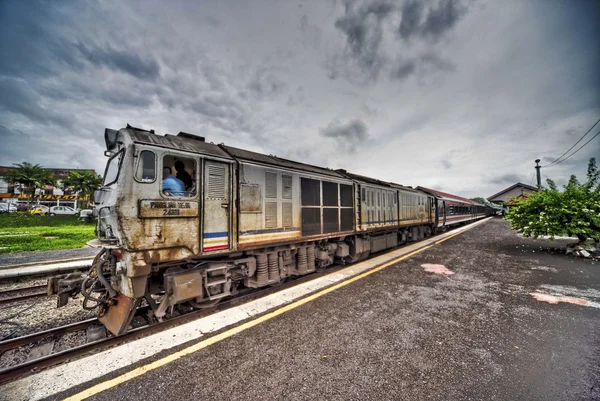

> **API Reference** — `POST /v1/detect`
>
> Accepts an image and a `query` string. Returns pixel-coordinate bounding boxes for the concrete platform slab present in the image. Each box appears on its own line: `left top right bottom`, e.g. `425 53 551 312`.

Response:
0 259 94 279
0 219 490 401
5 218 599 401
0 248 99 269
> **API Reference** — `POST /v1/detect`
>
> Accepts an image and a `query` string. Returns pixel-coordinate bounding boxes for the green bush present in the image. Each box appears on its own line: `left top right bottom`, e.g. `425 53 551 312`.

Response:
506 158 600 242
0 214 96 253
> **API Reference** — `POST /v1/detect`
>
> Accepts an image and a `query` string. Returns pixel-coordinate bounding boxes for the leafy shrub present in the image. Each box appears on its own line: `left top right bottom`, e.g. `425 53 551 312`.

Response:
506 158 600 242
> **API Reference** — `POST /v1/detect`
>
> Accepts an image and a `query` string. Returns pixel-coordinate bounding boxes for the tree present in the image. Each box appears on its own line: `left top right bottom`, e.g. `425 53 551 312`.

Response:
4 162 56 208
506 158 600 242
62 170 103 207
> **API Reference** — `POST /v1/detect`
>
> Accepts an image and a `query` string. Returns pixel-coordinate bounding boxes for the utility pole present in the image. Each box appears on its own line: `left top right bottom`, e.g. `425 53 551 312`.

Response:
535 159 541 189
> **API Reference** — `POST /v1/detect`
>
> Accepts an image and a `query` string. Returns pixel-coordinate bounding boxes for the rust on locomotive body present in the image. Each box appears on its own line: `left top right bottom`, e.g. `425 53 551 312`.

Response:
48 125 495 336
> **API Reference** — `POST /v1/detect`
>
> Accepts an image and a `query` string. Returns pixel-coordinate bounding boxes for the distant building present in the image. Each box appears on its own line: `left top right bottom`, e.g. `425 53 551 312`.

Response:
0 166 97 208
487 183 538 205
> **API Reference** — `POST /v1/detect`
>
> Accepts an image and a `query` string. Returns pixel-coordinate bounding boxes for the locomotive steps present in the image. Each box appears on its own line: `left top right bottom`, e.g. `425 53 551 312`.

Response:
1 217 492 401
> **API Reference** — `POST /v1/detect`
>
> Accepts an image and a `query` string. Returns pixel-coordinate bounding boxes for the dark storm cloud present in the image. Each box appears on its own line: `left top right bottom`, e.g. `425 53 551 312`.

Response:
0 1 84 78
0 78 70 126
398 0 467 42
38 77 154 108
490 173 528 185
391 53 454 81
392 59 417 81
320 119 370 152
248 68 287 100
76 43 161 80
420 53 455 72
333 0 466 83
189 96 233 119
398 1 423 40
0 0 597 198
334 0 395 79
0 125 32 161
441 158 452 169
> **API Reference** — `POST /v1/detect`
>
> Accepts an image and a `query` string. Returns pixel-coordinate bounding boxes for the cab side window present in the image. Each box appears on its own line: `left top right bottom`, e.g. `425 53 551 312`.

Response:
162 155 197 197
135 150 156 182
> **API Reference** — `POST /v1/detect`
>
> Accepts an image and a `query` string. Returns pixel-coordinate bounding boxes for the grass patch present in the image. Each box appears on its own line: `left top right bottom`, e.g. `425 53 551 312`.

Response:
0 213 96 254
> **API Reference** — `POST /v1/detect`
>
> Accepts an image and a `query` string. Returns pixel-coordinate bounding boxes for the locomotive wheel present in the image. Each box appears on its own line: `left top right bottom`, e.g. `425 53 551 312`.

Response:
189 299 221 309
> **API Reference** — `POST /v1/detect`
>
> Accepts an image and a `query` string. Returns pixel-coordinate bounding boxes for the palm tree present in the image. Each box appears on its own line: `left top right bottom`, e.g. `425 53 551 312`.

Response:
62 170 103 207
4 162 56 208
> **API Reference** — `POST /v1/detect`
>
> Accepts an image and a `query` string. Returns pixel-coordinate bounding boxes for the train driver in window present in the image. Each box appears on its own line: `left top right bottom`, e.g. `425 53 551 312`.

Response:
162 166 185 196
174 160 193 191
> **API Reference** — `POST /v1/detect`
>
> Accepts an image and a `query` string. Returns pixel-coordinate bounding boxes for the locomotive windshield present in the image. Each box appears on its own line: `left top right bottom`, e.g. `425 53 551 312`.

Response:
103 149 124 186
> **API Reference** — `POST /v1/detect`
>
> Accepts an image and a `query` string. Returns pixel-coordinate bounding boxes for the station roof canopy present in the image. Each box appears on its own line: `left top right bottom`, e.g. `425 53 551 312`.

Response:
487 182 538 202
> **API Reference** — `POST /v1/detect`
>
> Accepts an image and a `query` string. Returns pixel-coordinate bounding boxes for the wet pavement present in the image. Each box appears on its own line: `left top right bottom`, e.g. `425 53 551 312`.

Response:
0 247 99 268
53 218 600 401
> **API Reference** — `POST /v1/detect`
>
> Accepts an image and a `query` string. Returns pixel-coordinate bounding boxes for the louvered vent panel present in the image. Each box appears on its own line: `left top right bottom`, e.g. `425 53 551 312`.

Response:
282 202 292 227
207 165 226 199
265 172 278 198
265 202 278 228
282 175 292 199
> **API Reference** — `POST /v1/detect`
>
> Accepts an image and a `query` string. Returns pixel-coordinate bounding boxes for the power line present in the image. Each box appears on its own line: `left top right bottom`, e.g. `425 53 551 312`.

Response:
542 117 600 167
544 130 600 168
529 170 535 186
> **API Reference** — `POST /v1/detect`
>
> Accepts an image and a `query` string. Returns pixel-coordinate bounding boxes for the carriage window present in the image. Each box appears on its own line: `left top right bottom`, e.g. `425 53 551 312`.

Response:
162 155 196 197
135 150 156 182
340 184 353 207
322 181 338 206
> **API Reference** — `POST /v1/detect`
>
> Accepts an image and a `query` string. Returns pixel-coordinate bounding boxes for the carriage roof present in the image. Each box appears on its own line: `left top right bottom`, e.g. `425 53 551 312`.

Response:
122 126 233 160
218 144 347 179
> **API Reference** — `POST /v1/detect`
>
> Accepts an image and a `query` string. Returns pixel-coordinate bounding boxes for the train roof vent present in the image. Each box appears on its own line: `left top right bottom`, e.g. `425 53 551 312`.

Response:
177 132 205 142
126 123 155 134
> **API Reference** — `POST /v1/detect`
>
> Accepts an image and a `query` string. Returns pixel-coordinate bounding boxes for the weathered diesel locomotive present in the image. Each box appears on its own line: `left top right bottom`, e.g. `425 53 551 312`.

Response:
50 125 494 335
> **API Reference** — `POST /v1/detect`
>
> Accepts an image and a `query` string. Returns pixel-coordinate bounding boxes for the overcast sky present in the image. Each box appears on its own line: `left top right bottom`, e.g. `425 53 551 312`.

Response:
0 0 598 198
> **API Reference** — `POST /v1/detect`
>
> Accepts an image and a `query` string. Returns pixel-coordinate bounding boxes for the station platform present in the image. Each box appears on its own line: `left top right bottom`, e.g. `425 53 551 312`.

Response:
3 218 599 401
0 248 98 269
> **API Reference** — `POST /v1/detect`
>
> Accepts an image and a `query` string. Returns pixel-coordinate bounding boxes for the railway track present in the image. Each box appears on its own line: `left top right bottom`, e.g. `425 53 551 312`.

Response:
0 263 354 385
0 222 477 385
0 285 48 306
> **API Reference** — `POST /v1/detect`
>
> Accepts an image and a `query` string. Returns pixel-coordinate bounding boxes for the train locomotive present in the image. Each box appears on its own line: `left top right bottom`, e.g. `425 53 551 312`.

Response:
50 125 495 336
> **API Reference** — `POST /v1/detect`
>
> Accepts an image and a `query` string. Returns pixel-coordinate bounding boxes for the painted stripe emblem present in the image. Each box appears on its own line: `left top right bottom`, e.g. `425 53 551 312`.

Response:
203 231 228 251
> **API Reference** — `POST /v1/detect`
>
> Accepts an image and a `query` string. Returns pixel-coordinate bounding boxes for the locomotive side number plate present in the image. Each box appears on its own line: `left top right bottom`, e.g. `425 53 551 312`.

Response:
139 200 199 218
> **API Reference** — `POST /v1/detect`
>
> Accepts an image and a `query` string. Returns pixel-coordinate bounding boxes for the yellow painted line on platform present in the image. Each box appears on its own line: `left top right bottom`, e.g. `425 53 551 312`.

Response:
435 222 481 244
65 221 485 401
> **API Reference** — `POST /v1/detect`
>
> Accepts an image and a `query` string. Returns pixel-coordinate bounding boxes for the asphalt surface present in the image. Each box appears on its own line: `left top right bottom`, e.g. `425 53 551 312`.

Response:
0 247 99 268
54 218 600 401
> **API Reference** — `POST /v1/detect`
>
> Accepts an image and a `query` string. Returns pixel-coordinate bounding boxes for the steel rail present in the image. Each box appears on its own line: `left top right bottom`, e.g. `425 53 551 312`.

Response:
0 285 48 306
0 263 353 385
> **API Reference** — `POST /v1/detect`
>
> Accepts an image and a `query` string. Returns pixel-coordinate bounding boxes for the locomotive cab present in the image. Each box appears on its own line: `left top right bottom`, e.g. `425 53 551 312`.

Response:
52 125 240 335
